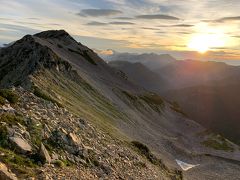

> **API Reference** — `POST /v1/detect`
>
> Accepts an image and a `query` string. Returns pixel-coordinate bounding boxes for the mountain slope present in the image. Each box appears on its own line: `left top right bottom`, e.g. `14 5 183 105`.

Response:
0 30 240 179
109 61 171 92
164 76 240 145
105 52 176 70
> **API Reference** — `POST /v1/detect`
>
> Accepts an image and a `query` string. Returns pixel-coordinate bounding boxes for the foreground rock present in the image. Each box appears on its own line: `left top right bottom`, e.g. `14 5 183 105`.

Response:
0 162 18 180
9 136 32 154
39 143 51 164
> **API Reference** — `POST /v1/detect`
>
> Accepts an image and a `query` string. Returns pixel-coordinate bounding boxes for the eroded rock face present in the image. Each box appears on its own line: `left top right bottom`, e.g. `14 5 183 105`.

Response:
0 162 18 180
9 136 32 154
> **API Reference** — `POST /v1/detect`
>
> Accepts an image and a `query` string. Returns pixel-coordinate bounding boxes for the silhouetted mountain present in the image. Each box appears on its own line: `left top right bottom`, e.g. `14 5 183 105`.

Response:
106 52 176 70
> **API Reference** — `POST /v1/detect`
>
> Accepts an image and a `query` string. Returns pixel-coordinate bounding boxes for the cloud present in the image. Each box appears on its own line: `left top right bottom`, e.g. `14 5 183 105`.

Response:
86 21 134 26
78 9 122 17
158 24 194 27
171 24 193 27
141 27 160 30
109 21 135 25
136 14 180 20
206 16 240 23
93 49 114 55
86 21 107 26
113 17 134 20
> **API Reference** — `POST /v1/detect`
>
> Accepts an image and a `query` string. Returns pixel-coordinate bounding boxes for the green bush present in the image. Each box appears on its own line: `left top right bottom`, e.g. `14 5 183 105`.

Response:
0 89 19 104
54 160 65 168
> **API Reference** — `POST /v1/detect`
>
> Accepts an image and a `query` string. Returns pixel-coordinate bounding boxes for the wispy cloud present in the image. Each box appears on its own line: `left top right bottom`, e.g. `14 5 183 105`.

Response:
136 14 180 20
86 21 107 26
206 16 240 23
78 8 122 17
109 21 134 25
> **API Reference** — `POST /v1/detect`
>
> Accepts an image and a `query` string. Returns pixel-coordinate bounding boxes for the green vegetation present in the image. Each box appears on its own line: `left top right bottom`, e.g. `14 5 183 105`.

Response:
0 147 37 177
82 51 97 65
131 141 160 165
170 101 187 117
0 96 6 105
139 93 164 106
27 119 43 147
54 159 73 168
33 86 63 107
0 89 19 104
131 141 182 180
122 90 138 101
0 113 26 126
202 136 234 152
0 125 8 147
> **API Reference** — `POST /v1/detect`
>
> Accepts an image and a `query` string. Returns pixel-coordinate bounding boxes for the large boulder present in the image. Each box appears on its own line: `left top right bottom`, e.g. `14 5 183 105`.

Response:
39 143 51 164
9 136 32 154
0 162 18 180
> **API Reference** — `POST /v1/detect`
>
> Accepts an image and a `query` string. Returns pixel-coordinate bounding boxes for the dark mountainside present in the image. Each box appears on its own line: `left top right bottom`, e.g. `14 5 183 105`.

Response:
109 61 171 92
0 30 240 180
108 53 240 145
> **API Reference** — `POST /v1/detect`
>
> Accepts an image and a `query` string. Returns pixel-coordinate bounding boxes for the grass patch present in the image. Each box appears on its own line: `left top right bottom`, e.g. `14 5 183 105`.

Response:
0 147 37 177
26 119 43 147
33 86 63 107
82 51 97 65
0 96 6 105
170 102 187 117
0 113 26 126
0 125 8 147
131 141 183 180
122 90 138 101
54 160 65 168
0 89 19 104
202 137 234 152
139 93 164 106
131 141 160 165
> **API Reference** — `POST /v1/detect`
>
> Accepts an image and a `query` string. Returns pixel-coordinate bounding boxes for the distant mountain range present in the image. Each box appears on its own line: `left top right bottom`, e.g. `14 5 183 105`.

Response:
108 52 240 144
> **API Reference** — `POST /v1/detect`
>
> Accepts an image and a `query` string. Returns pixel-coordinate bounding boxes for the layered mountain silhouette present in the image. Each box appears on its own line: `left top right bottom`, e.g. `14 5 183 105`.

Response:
108 52 240 145
0 30 240 179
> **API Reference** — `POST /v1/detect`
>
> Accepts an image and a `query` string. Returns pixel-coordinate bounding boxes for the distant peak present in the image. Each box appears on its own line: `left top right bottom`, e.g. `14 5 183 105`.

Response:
34 30 74 40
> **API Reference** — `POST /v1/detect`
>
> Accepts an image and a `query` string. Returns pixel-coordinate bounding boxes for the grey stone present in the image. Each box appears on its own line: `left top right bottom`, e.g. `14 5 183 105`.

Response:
39 143 51 164
9 136 32 154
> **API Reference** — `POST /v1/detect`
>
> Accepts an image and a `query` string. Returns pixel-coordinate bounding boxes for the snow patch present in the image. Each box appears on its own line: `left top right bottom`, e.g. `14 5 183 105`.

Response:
176 159 200 171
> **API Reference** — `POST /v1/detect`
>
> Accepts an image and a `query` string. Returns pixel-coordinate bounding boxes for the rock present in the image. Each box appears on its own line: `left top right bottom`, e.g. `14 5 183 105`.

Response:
0 162 18 180
42 124 51 139
9 136 32 154
67 133 80 146
39 143 51 164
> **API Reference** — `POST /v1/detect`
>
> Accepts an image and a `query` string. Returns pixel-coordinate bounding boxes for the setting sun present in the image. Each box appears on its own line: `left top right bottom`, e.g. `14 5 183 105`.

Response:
188 33 225 53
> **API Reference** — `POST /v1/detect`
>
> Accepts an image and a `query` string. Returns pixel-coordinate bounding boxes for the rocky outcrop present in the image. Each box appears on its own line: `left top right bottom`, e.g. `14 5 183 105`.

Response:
0 162 18 180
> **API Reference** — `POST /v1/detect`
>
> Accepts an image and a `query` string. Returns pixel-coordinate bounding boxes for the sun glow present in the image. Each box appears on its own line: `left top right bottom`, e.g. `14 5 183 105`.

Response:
187 23 226 53
188 33 225 53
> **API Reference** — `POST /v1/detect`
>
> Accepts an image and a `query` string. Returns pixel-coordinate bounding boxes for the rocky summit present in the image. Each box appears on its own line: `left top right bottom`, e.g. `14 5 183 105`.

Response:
0 30 240 180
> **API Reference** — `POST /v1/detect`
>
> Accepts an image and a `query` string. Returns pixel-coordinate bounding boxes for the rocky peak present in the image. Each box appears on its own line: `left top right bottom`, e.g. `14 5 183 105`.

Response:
34 30 75 41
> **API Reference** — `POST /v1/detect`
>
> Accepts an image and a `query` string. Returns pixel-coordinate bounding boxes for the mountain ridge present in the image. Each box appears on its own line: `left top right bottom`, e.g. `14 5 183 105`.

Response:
0 30 240 179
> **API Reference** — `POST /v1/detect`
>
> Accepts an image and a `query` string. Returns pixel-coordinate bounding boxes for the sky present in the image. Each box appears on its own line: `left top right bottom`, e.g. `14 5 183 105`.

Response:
0 0 240 63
